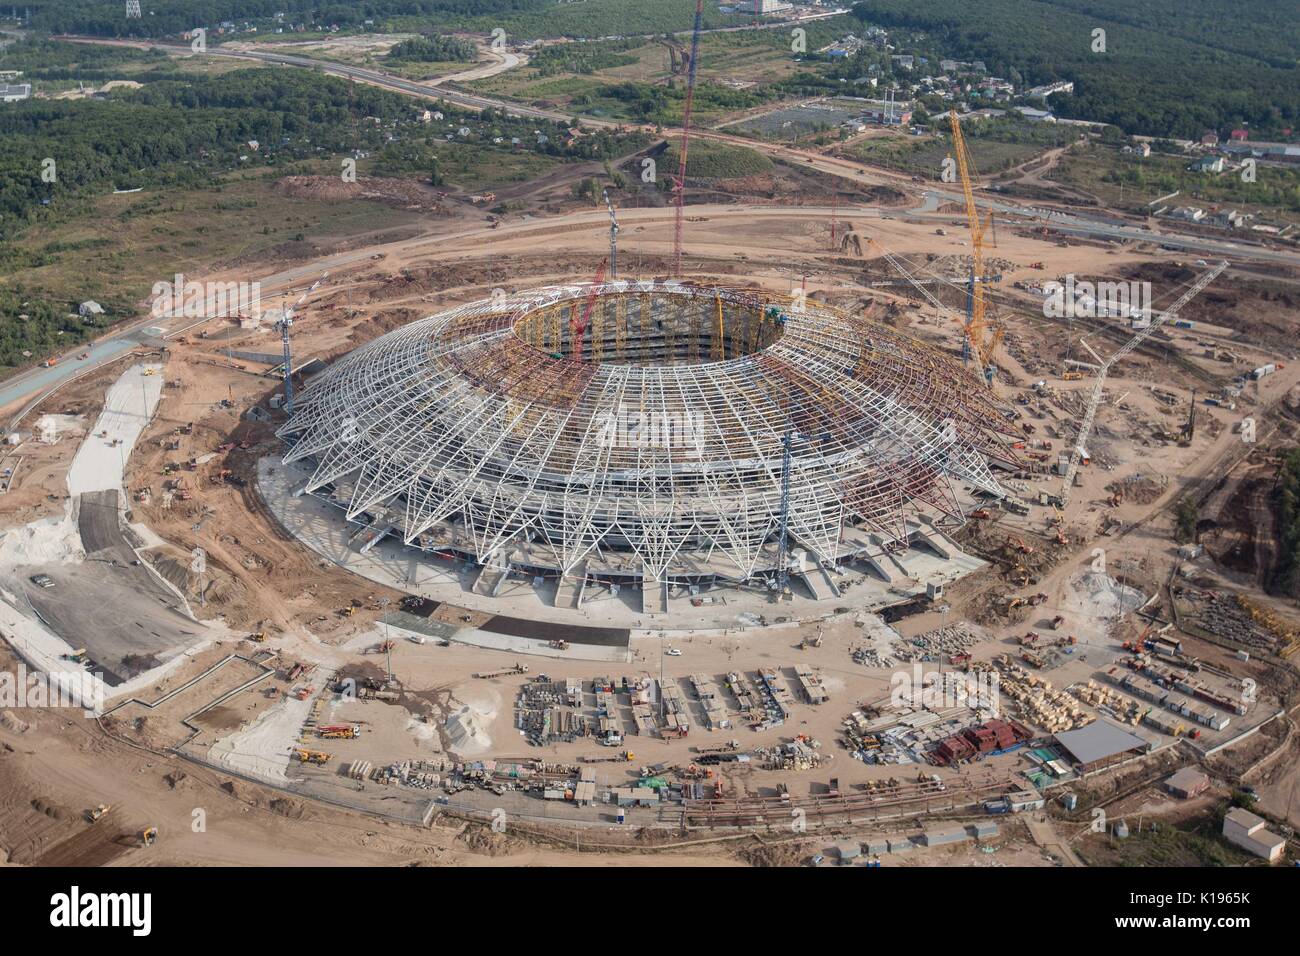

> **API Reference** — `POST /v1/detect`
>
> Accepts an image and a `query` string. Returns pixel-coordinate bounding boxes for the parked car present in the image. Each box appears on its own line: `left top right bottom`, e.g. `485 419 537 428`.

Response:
30 574 54 589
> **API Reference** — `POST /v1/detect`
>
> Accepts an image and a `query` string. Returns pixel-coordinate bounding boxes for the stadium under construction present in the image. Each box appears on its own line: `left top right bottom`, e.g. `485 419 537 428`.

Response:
273 280 1020 614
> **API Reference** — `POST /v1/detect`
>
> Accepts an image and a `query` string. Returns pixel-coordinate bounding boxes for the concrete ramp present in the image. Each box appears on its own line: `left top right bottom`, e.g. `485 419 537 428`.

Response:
473 564 510 597
554 562 587 609
642 575 668 615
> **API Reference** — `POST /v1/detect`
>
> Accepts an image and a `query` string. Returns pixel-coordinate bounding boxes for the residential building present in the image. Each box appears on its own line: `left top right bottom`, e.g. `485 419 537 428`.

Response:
1015 106 1056 123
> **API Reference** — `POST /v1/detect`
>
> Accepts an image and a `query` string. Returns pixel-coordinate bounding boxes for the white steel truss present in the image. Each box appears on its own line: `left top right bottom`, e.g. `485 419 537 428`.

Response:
278 281 1018 583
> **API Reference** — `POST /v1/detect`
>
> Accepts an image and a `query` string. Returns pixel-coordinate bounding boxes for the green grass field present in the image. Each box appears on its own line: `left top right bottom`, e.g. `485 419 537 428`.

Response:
1049 145 1300 226
2 168 418 310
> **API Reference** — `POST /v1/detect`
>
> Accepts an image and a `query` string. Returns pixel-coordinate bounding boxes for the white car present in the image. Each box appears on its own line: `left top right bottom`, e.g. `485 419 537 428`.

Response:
666 648 683 657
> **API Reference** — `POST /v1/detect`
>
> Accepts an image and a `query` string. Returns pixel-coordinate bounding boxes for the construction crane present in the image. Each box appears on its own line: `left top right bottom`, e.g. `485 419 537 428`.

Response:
570 258 608 361
276 271 328 414
672 0 705 277
1059 261 1227 506
867 238 993 379
947 109 1001 383
602 189 619 278
867 274 1001 288
774 427 796 600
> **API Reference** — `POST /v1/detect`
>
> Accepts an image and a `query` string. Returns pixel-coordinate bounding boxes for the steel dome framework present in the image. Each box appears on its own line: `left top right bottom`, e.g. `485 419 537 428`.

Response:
277 280 1017 585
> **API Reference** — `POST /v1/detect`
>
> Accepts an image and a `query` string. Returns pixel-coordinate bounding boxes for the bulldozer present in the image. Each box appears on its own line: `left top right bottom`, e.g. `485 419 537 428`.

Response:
86 804 111 823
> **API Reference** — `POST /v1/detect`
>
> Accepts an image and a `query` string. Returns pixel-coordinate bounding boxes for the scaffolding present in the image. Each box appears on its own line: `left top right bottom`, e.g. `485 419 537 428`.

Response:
279 281 1018 583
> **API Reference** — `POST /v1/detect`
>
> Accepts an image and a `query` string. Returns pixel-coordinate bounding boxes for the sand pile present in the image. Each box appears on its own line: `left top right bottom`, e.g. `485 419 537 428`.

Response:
0 507 83 573
445 705 492 755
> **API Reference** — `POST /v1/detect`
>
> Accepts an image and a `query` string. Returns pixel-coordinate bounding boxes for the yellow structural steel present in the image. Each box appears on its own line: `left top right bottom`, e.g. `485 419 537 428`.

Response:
713 294 725 361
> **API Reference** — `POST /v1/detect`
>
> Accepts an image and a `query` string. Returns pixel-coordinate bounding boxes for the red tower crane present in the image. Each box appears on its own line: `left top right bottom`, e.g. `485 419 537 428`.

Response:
570 258 608 361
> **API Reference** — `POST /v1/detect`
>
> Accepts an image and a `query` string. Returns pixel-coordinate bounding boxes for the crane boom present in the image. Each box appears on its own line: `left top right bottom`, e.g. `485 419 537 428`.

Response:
672 0 704 277
571 259 608 360
948 110 990 372
1059 261 1227 505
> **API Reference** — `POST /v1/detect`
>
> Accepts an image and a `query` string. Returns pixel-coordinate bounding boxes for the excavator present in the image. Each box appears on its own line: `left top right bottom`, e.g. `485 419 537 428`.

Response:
140 826 158 847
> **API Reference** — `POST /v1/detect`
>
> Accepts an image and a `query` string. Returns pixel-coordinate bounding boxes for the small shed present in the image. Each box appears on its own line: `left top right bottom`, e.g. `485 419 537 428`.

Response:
1164 767 1210 799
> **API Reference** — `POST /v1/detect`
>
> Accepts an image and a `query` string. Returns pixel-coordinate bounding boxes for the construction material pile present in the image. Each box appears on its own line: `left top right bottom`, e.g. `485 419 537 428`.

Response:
995 659 1093 733
857 621 988 666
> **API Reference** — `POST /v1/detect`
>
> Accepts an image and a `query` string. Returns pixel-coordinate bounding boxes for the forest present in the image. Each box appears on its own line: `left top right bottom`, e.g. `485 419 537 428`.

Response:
851 0 1300 139
24 0 734 41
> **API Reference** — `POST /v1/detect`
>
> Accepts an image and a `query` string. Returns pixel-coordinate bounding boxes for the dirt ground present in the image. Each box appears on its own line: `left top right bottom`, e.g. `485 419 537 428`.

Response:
1 145 1299 865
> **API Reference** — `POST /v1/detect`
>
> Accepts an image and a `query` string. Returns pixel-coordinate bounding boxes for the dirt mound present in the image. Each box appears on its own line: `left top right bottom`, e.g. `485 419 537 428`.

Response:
275 175 447 214
737 839 809 867
457 823 528 856
0 711 30 734
268 797 306 819
30 797 68 820
146 546 251 620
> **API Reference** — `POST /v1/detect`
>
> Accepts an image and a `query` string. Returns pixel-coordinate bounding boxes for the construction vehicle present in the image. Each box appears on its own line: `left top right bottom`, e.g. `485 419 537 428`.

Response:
140 826 158 847
41 357 58 368
61 648 88 664
1062 371 1084 381
548 639 569 650
969 508 991 519
316 723 361 740
286 662 306 681
1008 535 1035 555
472 663 529 679
247 631 267 643
949 652 972 667
295 749 331 764
86 804 111 823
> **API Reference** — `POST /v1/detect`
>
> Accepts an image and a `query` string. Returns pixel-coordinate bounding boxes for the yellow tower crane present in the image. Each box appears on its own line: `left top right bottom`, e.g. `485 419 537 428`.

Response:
947 109 1004 383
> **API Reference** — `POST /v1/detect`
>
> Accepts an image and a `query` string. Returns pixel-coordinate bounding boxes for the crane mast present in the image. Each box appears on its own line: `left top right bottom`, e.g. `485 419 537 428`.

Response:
602 189 619 278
